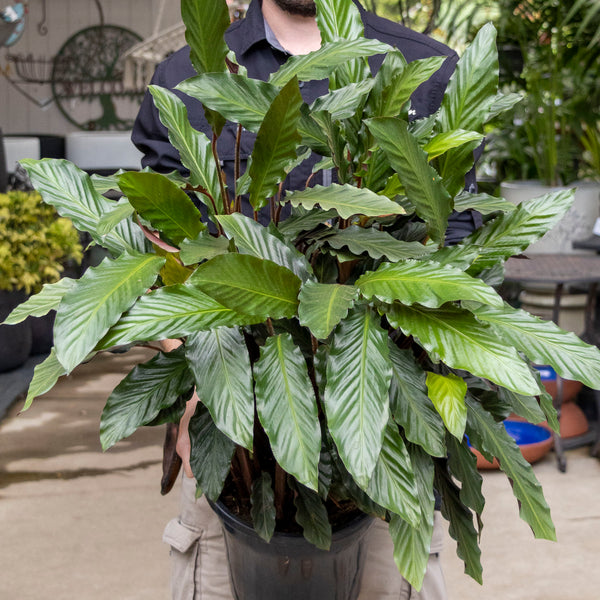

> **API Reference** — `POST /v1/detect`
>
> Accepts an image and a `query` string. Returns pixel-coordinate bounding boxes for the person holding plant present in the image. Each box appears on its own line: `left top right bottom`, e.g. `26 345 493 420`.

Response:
132 0 480 598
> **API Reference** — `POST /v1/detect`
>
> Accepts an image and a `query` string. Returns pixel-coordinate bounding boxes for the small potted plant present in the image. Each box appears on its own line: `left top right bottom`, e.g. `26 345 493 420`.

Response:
0 189 82 371
5 0 600 597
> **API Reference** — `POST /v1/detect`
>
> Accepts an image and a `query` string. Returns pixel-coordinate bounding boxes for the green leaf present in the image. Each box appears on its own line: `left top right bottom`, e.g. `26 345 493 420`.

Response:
323 306 391 488
148 86 222 212
3 278 76 325
465 190 575 270
298 281 358 339
218 213 312 282
21 349 66 411
181 0 229 75
179 231 230 265
388 343 446 457
177 74 277 132
118 172 204 245
453 191 517 216
388 444 435 590
356 260 503 308
386 304 540 396
188 254 301 320
186 327 254 450
310 80 375 120
251 472 276 543
466 397 556 541
159 252 193 286
254 334 321 489
189 403 236 502
497 387 547 425
446 435 485 515
100 347 193 450
54 252 165 372
486 91 523 122
97 199 135 236
21 159 146 255
365 421 420 526
470 303 600 390
286 184 405 220
98 284 250 349
437 23 498 194
315 0 364 42
325 226 434 262
293 483 332 551
423 130 483 161
434 465 483 584
366 118 452 245
426 372 467 439
269 39 388 87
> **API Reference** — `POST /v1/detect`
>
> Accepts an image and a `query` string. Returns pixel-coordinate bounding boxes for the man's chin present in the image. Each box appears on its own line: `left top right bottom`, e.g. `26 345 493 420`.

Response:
271 0 317 18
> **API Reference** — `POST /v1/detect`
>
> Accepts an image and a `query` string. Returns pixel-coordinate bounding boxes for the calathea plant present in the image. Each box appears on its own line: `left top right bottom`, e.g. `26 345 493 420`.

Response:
5 0 600 589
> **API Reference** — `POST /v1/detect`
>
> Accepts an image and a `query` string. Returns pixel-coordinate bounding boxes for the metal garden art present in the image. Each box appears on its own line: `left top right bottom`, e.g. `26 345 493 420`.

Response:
5 0 600 591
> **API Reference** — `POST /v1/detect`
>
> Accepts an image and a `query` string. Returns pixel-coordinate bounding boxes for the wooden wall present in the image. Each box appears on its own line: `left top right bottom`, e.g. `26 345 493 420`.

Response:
0 0 183 135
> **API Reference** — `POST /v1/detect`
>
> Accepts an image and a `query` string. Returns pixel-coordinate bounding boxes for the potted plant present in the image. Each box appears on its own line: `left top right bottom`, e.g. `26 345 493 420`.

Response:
0 190 82 371
487 0 600 253
5 0 600 596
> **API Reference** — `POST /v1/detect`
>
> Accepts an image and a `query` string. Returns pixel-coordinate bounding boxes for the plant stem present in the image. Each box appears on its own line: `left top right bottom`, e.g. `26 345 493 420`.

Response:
234 123 242 212
212 132 230 213
235 446 254 495
274 464 286 521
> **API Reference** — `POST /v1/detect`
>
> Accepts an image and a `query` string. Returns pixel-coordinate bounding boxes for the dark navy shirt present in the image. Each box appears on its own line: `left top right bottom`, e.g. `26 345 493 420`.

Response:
132 0 478 241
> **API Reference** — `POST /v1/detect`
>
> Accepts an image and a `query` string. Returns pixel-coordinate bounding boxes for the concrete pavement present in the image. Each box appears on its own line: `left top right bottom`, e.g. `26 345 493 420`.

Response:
1 348 599 599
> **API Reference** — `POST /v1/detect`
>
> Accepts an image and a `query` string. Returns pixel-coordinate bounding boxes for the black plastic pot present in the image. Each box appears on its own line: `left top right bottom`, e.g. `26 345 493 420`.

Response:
0 290 32 372
210 500 373 600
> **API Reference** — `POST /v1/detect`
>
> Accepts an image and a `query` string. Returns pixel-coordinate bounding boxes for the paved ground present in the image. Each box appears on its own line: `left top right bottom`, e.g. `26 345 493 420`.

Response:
1 348 599 599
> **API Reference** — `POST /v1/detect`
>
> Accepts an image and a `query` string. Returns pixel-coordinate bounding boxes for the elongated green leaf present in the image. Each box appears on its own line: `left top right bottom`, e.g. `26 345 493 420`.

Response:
323 306 391 488
365 421 420 526
310 80 375 119
293 483 332 551
54 252 165 372
367 118 451 245
466 398 556 541
177 74 277 132
388 343 446 457
453 191 517 216
254 334 320 489
426 372 467 439
181 0 229 75
217 213 312 282
386 303 540 396
497 387 547 425
470 303 600 390
189 254 301 320
4 278 75 325
97 199 135 235
486 91 522 122
247 78 303 210
277 207 337 241
465 190 575 271
286 184 404 220
251 472 276 543
424 130 483 161
98 284 250 349
325 226 434 262
100 347 193 450
186 327 254 449
435 465 483 584
357 260 503 308
446 435 485 515
189 403 235 501
437 23 498 194
119 172 204 245
148 86 222 211
159 252 193 286
298 281 358 339
21 159 146 255
269 39 388 87
179 231 230 265
426 245 480 270
21 349 66 411
389 444 435 590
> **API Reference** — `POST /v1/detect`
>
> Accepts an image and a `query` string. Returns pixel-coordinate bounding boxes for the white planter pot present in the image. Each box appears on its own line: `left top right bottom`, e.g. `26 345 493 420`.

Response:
500 180 600 254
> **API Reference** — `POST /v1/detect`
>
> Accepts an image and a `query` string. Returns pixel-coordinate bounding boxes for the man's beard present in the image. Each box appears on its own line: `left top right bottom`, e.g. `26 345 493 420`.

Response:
271 0 317 17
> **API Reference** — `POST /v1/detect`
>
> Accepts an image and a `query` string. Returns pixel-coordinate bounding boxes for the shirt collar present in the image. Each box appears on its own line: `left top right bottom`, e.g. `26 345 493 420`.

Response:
225 0 271 56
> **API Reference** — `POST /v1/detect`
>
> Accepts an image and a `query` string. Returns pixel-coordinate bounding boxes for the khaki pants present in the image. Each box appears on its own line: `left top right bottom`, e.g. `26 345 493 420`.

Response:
163 475 447 600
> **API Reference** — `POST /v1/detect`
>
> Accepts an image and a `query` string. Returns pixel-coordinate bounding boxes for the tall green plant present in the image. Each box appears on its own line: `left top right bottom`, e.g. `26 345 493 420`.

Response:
5 0 600 591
